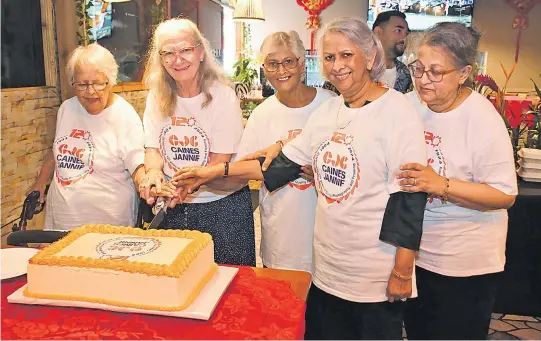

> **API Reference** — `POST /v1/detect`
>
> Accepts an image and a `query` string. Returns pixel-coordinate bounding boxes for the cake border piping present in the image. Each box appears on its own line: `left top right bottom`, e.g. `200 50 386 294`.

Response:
28 225 213 278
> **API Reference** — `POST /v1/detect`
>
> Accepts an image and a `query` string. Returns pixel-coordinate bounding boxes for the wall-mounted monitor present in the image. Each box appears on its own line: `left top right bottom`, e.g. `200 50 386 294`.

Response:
367 0 474 32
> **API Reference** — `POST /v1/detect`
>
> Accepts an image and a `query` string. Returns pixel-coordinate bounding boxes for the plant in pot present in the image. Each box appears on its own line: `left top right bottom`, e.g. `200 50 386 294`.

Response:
524 79 541 150
232 53 259 99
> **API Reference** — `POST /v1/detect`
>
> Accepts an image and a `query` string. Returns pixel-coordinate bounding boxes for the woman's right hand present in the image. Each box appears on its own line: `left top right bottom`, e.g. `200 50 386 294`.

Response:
28 180 47 204
238 141 283 171
139 168 176 205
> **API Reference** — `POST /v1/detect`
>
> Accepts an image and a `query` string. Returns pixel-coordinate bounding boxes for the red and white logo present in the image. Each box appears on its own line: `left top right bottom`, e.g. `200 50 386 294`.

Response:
313 132 360 204
159 117 210 172
425 130 447 204
285 128 314 191
53 128 95 186
96 236 161 261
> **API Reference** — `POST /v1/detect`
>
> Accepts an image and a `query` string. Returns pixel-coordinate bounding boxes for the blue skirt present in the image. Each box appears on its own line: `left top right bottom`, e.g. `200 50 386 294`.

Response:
159 186 256 266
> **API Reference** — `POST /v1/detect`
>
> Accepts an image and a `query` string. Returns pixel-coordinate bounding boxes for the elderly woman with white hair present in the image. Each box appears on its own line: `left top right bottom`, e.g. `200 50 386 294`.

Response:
139 18 255 266
30 43 146 231
173 17 428 339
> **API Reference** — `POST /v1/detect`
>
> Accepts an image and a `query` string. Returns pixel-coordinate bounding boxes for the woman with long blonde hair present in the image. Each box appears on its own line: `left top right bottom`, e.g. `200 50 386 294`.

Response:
139 18 255 266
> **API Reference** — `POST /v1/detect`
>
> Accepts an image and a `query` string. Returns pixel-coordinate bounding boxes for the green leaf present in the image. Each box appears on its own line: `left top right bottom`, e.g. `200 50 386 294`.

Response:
532 79 541 99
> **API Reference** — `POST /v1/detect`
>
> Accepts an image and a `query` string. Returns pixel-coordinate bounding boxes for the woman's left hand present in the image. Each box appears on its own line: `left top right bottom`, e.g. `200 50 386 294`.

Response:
397 163 446 196
386 270 412 303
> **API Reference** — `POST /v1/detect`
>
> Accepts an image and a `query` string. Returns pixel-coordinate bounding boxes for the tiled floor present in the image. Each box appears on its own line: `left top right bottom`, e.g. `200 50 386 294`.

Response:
488 314 541 340
253 206 541 340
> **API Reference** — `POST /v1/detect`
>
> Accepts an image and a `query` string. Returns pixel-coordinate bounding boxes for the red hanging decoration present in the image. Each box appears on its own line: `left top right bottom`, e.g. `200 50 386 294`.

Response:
296 0 334 54
504 0 541 62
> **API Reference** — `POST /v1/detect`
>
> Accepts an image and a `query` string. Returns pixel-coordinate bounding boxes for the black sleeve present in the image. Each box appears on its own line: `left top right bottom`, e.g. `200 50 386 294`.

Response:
379 191 428 251
258 152 302 192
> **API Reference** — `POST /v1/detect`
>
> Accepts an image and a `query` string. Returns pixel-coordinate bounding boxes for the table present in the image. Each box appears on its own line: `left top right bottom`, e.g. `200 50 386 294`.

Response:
493 179 541 317
1 266 311 340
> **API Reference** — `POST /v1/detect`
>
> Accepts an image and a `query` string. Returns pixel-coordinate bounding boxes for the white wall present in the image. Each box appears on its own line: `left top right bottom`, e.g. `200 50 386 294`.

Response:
249 0 368 53
474 0 541 93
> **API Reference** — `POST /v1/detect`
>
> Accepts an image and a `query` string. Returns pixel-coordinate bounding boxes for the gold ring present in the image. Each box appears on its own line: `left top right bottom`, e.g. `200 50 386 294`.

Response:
413 178 418 186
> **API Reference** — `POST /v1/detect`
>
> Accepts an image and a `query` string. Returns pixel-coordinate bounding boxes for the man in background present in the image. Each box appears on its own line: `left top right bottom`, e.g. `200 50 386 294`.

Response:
372 10 412 93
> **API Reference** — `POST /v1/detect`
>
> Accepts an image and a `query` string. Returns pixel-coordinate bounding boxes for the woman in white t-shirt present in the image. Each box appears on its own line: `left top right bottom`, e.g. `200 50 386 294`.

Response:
172 17 428 340
139 18 255 266
29 43 146 230
399 22 518 340
235 31 335 272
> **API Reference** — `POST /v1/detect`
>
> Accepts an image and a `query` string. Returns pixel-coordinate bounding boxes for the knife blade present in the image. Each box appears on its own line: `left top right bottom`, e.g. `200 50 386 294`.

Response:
147 197 170 230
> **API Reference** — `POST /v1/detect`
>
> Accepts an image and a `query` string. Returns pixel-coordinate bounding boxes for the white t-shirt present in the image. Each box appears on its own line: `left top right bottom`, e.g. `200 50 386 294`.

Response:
45 96 145 231
236 88 336 272
143 82 245 203
283 89 427 302
406 90 518 277
378 66 397 89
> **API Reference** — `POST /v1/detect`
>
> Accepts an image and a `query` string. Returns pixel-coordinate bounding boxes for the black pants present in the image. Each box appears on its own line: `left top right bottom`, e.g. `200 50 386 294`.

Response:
305 284 404 340
404 266 500 340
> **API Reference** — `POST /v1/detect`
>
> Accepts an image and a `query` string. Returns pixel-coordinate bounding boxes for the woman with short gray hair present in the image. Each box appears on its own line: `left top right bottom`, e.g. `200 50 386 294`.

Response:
30 43 146 231
400 22 517 339
172 17 428 339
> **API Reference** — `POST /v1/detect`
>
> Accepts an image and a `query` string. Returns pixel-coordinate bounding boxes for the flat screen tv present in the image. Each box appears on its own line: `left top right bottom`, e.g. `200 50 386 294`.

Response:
367 0 474 32
86 0 113 41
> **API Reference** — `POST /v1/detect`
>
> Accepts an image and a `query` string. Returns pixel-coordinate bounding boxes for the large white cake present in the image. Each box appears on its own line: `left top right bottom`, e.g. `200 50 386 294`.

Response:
24 225 217 311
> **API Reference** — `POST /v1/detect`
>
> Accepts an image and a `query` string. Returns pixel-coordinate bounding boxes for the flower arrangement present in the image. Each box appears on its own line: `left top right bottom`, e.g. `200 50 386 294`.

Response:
474 62 540 163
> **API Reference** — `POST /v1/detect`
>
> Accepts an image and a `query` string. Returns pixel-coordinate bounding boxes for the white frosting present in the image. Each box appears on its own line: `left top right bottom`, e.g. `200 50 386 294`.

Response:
54 233 193 265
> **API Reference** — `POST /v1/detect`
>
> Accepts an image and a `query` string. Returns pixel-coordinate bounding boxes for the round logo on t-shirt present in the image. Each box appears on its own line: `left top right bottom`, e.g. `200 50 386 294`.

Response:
159 117 210 172
96 236 161 260
313 133 360 204
53 128 95 186
425 130 447 204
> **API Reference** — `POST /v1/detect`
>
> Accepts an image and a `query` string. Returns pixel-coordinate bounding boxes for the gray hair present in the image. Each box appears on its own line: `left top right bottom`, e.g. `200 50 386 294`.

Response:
422 22 481 68
66 43 118 85
260 31 306 64
317 17 386 81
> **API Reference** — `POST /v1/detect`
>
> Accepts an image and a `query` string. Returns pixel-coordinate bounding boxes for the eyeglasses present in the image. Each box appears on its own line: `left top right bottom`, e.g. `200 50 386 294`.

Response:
263 57 300 72
408 63 458 83
72 82 108 91
160 43 201 64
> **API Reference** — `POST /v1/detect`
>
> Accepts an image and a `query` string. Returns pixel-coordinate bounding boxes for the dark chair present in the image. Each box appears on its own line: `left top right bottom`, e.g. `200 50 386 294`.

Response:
6 197 155 246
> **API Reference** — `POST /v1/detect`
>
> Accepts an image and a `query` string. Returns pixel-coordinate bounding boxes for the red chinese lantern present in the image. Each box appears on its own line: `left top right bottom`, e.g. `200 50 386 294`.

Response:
296 0 334 54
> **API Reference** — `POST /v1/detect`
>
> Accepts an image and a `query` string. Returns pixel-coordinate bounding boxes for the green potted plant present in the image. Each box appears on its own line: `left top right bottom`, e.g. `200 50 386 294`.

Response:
232 53 259 99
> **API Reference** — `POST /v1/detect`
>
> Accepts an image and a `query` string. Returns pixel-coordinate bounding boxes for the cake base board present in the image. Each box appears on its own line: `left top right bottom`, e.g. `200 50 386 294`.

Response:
7 265 238 321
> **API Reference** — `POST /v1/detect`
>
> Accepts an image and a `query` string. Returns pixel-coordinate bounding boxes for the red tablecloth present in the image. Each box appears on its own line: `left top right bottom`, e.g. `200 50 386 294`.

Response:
1 267 306 340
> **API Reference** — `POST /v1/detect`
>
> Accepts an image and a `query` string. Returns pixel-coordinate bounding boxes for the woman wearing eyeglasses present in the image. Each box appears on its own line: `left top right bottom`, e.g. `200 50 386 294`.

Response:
29 43 146 231
232 31 336 272
139 18 255 266
400 22 517 340
173 17 428 339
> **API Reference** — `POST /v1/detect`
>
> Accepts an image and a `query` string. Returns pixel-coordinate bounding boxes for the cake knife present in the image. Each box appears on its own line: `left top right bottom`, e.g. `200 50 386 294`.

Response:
147 197 170 230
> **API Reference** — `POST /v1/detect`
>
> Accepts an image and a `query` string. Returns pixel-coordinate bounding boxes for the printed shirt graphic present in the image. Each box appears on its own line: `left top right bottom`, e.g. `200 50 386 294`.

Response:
45 96 145 231
159 116 210 172
406 91 518 277
53 129 95 186
313 132 360 204
424 130 447 205
235 88 336 272
143 82 245 204
282 90 427 302
286 128 313 191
